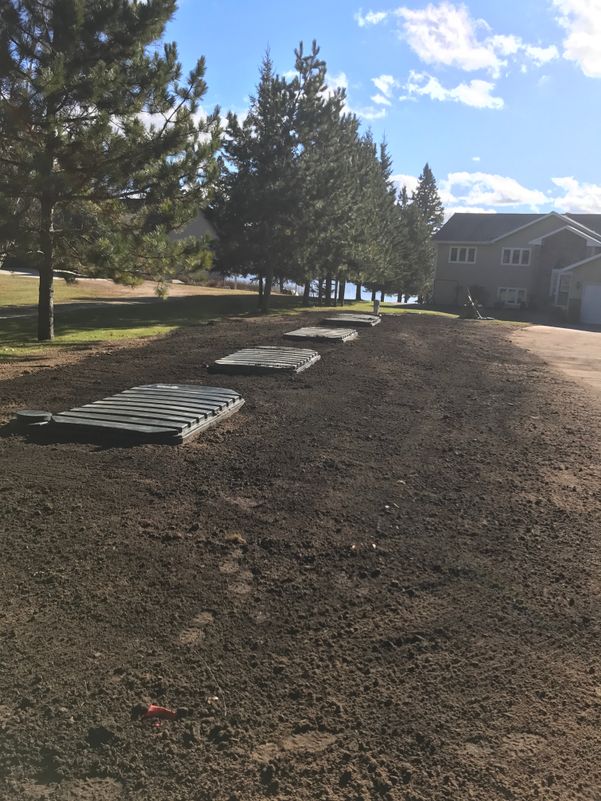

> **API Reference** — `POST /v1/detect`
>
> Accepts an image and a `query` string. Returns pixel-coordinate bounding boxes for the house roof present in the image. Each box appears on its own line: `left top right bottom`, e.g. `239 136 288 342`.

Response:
529 225 601 246
566 214 601 235
434 211 601 243
557 251 601 273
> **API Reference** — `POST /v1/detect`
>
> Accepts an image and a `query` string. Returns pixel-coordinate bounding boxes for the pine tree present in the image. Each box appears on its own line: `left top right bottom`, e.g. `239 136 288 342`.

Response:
294 43 358 306
0 0 219 340
413 163 445 235
402 201 435 299
213 53 299 312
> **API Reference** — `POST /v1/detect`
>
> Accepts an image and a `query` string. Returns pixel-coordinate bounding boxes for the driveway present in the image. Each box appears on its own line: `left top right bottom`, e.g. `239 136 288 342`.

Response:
512 324 601 396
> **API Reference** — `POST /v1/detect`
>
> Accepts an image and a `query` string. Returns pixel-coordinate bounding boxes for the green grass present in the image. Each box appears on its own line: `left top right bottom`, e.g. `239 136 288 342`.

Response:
0 284 464 362
0 293 295 359
380 304 459 318
0 273 122 306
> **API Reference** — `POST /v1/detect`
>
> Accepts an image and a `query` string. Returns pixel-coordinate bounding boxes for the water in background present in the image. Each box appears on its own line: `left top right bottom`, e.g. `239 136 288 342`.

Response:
231 276 416 304
343 285 416 304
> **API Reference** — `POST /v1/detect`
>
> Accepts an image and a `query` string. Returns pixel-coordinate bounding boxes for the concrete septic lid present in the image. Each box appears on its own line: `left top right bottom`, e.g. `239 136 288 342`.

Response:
15 410 52 426
284 327 358 342
209 346 321 374
48 384 245 445
320 314 381 327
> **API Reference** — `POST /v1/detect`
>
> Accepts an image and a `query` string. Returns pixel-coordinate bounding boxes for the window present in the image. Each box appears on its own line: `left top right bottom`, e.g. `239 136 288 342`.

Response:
449 246 477 264
502 248 530 266
498 287 527 307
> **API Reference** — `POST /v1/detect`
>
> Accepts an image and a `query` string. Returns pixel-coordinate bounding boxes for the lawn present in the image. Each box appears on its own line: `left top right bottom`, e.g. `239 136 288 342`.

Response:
0 271 256 307
0 272 461 360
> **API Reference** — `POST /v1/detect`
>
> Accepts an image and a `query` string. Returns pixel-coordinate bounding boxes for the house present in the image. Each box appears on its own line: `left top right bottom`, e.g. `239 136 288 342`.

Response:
169 210 217 243
432 211 601 324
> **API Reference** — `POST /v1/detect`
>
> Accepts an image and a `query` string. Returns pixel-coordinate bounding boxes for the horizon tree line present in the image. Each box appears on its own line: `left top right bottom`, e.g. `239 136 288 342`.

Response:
211 43 444 310
0 0 444 339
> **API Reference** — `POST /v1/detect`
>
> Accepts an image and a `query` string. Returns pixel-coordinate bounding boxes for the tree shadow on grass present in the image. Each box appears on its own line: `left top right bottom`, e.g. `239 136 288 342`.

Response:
0 293 299 355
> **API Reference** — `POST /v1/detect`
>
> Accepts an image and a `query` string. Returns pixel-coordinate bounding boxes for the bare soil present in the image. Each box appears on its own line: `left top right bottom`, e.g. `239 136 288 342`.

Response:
1 313 601 801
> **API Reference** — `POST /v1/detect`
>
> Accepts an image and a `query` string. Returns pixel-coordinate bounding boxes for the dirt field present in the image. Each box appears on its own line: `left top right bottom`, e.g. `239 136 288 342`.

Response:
1 313 601 801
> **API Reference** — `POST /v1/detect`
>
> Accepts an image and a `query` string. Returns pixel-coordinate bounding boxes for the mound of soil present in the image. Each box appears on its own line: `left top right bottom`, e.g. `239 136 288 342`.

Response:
0 313 600 801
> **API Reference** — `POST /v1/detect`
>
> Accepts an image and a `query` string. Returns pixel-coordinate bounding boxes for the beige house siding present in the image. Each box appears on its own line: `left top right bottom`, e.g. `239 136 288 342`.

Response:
433 241 536 307
535 229 589 306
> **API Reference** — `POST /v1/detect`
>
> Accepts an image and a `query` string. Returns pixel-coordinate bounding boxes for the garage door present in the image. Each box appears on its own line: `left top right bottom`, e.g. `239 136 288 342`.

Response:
581 284 601 325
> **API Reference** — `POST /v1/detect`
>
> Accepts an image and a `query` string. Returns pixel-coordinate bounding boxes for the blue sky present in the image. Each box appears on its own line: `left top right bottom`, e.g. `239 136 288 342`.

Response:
165 0 601 215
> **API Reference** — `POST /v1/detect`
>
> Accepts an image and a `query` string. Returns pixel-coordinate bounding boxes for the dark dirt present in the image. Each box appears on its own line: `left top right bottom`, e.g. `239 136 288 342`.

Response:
1 312 601 801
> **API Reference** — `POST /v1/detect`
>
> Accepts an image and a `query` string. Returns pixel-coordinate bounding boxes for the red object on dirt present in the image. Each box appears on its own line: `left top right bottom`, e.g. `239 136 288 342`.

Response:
141 704 178 721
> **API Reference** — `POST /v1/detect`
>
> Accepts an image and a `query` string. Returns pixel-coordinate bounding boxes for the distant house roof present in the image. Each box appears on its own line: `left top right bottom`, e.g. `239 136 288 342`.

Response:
434 211 601 243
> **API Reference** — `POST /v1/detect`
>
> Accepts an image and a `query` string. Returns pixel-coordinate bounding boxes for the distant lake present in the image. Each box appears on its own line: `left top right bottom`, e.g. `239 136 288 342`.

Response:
230 276 417 304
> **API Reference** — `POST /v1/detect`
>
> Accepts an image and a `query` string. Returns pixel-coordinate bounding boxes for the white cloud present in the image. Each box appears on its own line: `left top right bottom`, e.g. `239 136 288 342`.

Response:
355 9 389 26
372 74 398 96
395 2 503 75
553 0 601 77
442 171 548 208
524 44 559 66
472 156 481 162
552 176 601 213
372 93 392 105
356 2 560 78
488 34 523 58
351 105 388 120
322 72 350 104
387 170 601 215
392 173 419 194
404 71 504 109
328 72 349 92
370 74 399 106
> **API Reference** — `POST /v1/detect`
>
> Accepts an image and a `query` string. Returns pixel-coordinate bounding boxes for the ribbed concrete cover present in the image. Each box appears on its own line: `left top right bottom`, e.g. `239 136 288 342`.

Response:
209 346 320 374
284 327 357 342
321 314 381 327
50 384 244 444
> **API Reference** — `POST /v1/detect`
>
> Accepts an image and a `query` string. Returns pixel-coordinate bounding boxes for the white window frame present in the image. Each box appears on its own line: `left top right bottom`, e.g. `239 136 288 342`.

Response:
497 287 528 307
501 247 531 267
449 246 477 264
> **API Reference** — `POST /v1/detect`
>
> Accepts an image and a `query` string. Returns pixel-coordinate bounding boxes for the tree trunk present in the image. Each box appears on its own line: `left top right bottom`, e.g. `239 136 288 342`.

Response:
397 291 403 303
338 278 346 306
355 283 362 301
258 275 264 297
318 278 324 305
279 276 285 293
333 279 339 307
303 280 311 306
371 289 376 302
380 289 385 302
325 274 332 304
259 271 273 312
37 196 54 341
